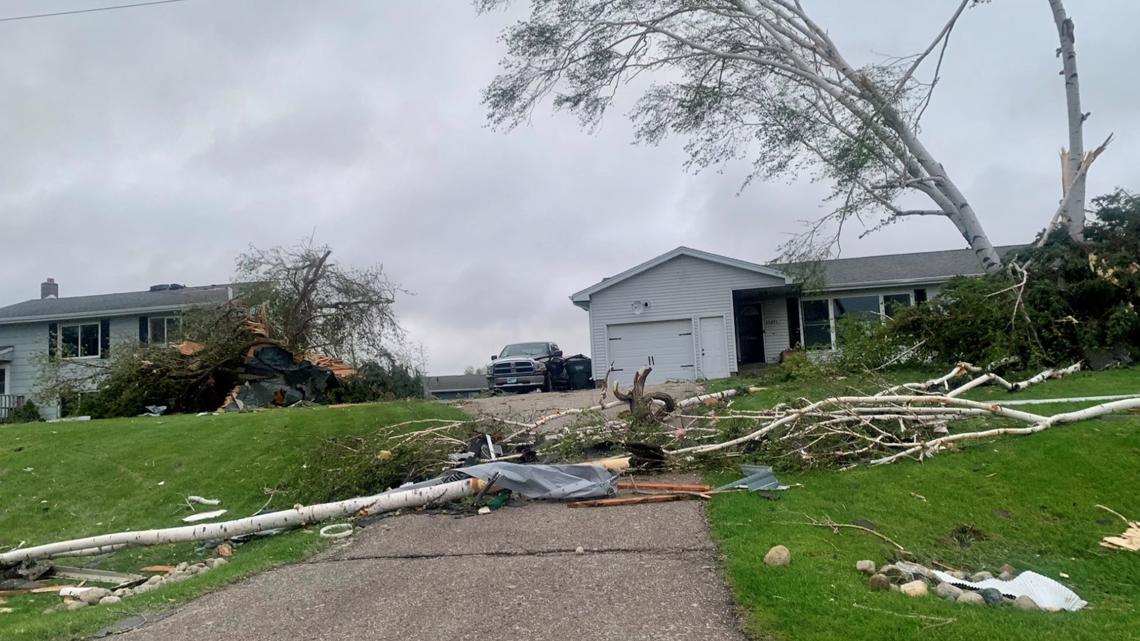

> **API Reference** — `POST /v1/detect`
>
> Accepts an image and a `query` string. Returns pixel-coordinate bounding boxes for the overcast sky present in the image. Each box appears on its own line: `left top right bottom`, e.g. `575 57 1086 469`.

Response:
1 0 1136 374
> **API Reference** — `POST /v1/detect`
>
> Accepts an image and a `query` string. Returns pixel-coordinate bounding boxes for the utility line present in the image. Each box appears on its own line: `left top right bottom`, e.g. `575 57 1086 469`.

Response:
0 0 192 23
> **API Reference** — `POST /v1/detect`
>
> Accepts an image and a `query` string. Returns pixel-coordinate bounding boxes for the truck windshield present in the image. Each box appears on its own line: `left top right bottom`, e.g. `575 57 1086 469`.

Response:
499 343 549 358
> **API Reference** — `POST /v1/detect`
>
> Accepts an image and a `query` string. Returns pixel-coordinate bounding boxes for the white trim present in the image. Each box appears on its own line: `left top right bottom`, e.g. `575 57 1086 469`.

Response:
58 321 103 359
570 246 792 304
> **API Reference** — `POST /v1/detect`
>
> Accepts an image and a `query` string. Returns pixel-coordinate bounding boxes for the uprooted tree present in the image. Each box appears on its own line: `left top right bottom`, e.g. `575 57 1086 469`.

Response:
478 0 1106 268
236 240 404 362
35 242 413 417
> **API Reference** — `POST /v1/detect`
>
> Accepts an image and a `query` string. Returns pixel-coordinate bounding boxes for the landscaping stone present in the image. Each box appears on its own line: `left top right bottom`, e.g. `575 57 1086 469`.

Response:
99 596 121 606
868 574 891 592
900 580 928 598
78 588 110 605
889 583 900 592
176 562 189 572
65 600 89 611
146 575 163 585
855 560 876 576
957 591 986 606
763 545 791 567
999 570 1015 581
935 582 963 601
948 570 966 580
879 564 908 583
970 571 994 582
979 588 1004 606
1013 595 1040 611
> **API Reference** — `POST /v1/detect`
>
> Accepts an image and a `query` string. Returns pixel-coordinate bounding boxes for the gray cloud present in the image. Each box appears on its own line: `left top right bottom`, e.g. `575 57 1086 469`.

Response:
0 0 1136 374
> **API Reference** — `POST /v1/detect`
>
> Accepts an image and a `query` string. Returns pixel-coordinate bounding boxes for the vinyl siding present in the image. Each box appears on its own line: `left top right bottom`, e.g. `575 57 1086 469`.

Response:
760 297 791 362
0 315 149 418
585 255 786 380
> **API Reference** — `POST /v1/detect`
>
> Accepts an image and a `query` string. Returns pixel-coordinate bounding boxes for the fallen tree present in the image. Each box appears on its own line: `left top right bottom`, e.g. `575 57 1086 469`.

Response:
1 478 485 565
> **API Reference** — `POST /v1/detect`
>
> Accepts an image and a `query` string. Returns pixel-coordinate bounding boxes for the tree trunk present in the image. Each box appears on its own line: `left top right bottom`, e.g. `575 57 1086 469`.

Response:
0 478 483 565
1049 0 1086 240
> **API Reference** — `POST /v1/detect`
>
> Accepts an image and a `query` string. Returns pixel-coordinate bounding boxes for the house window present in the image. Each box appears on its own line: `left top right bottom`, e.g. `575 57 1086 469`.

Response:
60 322 101 358
0 366 7 395
832 296 880 321
800 300 832 349
883 293 913 318
148 316 182 346
801 292 918 350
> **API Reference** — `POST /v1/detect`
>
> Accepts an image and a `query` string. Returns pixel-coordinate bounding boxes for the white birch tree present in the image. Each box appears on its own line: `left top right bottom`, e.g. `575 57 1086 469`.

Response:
479 0 1100 269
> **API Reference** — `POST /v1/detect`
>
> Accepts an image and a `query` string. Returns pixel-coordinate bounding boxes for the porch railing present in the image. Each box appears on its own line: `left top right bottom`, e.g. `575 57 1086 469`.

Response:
0 394 26 420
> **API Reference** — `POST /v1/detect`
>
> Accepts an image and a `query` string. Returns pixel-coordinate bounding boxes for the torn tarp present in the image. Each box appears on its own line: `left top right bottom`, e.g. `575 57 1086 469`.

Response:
446 462 618 500
931 569 1087 611
716 464 788 492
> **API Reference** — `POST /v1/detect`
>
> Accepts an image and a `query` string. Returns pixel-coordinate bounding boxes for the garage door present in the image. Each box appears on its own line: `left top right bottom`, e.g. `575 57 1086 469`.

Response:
606 319 695 385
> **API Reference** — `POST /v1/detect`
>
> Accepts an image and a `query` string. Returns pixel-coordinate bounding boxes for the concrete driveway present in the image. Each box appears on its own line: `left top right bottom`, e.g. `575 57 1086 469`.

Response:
109 385 750 641
113 494 748 641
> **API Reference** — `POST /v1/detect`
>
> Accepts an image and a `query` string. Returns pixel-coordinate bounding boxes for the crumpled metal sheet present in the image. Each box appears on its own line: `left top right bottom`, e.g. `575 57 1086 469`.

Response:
716 464 788 492
931 569 1087 611
449 462 618 500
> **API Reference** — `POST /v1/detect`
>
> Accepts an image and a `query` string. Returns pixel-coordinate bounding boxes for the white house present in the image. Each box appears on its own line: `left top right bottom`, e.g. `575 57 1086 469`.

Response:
570 245 1019 385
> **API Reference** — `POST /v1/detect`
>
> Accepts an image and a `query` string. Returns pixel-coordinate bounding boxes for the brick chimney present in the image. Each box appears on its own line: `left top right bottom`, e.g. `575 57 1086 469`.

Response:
41 278 59 300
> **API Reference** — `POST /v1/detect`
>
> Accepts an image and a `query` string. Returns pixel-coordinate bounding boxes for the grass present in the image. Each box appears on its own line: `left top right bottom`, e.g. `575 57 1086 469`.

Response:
0 401 465 641
706 366 1140 641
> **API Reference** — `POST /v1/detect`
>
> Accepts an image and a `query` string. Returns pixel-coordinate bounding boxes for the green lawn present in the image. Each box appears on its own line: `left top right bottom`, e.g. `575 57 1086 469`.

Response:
0 401 465 641
707 367 1140 641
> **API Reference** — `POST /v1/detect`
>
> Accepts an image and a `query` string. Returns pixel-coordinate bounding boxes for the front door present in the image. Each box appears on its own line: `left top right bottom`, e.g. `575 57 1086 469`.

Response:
698 316 730 380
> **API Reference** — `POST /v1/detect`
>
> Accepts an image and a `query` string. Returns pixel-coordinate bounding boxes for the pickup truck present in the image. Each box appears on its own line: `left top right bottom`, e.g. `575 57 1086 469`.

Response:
487 342 592 393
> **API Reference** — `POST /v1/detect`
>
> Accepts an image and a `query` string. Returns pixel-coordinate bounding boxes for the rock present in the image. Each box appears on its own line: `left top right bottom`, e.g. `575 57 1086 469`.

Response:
213 557 228 567
65 600 89 610
879 565 908 583
78 588 110 605
1013 595 1039 611
949 570 967 580
1000 563 1015 575
935 582 963 601
868 574 891 592
957 591 986 606
970 571 994 582
979 588 1004 606
900 580 929 598
175 562 189 572
98 596 121 606
120 588 134 598
889 584 900 593
190 563 208 574
146 575 163 585
763 545 791 567
165 573 190 584
132 583 153 595
575 546 585 555
999 570 1015 581
216 543 233 557
855 560 877 576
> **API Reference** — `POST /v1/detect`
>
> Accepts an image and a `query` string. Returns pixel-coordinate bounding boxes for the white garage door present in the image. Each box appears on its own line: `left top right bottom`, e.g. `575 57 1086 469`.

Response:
606 319 695 385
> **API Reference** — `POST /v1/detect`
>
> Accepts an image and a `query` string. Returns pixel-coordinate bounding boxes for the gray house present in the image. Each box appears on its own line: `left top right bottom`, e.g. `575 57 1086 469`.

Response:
571 245 1018 385
0 279 236 419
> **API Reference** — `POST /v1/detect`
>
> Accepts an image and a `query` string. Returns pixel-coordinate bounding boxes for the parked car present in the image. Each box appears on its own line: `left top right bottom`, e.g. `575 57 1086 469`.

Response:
487 342 592 393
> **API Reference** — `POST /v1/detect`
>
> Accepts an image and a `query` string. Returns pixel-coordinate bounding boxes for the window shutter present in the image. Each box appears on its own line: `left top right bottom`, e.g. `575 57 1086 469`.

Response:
48 323 58 359
100 319 111 358
139 316 149 344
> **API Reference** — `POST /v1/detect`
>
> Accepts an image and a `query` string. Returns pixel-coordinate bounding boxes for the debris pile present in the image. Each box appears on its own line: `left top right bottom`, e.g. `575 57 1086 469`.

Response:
856 559 1086 611
218 342 340 411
